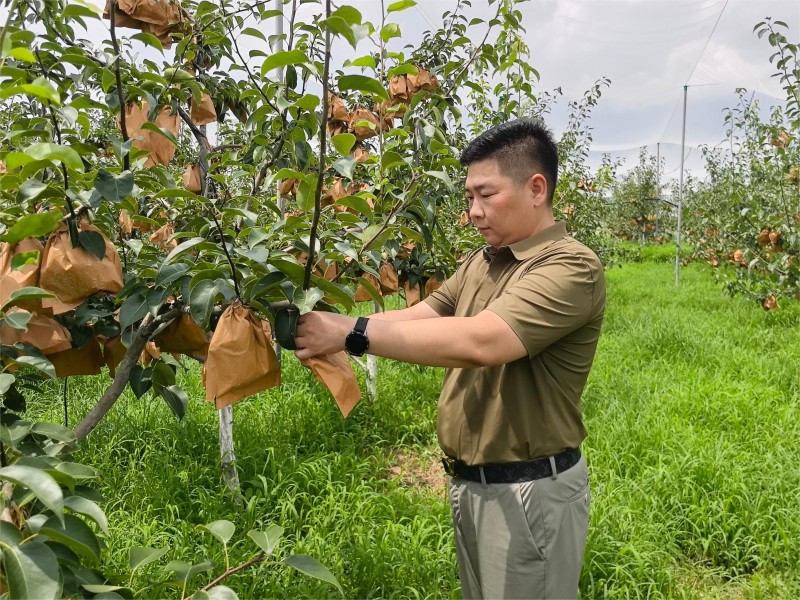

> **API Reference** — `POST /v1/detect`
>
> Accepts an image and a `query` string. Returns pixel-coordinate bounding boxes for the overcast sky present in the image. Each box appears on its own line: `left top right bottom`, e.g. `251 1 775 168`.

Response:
10 0 799 180
379 0 799 178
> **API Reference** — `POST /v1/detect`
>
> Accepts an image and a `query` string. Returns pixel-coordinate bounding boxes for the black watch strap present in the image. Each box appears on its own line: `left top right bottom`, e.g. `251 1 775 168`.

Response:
345 316 370 356
353 316 368 334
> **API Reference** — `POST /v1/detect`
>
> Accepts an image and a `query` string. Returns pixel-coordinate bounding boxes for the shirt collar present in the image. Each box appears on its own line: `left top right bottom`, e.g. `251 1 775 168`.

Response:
505 222 568 261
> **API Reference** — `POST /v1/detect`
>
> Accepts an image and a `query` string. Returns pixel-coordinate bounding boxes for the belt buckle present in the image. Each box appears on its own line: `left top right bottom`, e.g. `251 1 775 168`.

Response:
441 457 456 477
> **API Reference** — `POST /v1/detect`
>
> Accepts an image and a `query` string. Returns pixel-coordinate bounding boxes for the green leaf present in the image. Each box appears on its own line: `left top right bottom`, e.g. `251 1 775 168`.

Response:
330 5 362 24
78 230 106 261
0 211 62 245
261 50 308 76
150 361 176 392
164 559 215 584
39 514 101 562
331 156 357 180
330 133 356 156
247 525 284 556
130 546 169 572
129 365 152 399
16 179 48 203
198 520 236 546
94 169 134 204
0 520 23 546
156 263 190 287
10 250 40 270
119 292 149 330
346 56 377 68
388 0 416 12
295 93 320 112
424 169 454 191
199 585 238 600
380 23 401 42
24 142 83 171
64 496 108 534
293 288 324 315
189 279 223 329
0 541 61 600
3 310 32 331
0 373 15 395
337 75 388 99
354 275 381 304
8 47 36 62
130 32 164 52
2 286 56 312
164 237 206 265
1 77 61 106
140 122 177 146
282 554 343 594
11 354 56 379
0 465 63 520
30 422 76 444
160 385 188 421
81 584 135 599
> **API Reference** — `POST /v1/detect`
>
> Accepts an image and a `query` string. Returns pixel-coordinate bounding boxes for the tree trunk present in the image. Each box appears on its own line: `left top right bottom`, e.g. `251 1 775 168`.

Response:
218 405 242 506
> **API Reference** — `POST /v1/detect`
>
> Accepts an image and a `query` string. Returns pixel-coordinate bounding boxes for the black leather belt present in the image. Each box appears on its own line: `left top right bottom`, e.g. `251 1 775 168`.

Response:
442 448 581 484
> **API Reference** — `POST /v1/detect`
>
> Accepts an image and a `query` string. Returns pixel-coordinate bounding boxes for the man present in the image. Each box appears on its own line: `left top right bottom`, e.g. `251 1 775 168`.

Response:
294 119 606 599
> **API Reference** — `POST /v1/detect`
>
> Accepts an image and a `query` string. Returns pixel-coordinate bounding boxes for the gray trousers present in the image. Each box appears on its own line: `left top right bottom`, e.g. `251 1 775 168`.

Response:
447 455 590 600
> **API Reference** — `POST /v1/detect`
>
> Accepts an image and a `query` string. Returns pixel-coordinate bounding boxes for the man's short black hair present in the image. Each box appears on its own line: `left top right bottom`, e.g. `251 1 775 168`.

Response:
459 119 558 204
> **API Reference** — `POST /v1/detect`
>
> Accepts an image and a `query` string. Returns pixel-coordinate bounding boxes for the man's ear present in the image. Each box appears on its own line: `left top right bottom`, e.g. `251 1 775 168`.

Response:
529 173 549 207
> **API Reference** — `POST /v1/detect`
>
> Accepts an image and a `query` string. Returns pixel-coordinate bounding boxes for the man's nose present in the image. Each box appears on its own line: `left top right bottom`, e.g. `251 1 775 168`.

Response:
469 200 484 220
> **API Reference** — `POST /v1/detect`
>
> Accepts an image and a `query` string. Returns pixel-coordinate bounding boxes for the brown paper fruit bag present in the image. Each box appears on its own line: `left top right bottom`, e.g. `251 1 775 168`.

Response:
0 310 72 354
327 92 349 121
182 163 202 193
379 262 399 296
407 67 439 92
149 222 178 250
190 93 217 126
39 222 124 313
389 75 411 101
1 238 50 314
48 337 105 378
354 274 380 302
204 301 280 409
349 108 379 141
300 352 360 417
103 336 128 377
107 0 190 47
425 275 443 297
327 120 349 137
351 146 369 163
124 101 180 167
154 313 209 359
140 341 161 366
404 280 421 307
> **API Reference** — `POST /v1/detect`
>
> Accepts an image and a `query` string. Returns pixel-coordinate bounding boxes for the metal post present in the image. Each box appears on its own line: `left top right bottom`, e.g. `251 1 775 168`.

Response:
656 142 660 237
675 86 687 287
275 3 286 364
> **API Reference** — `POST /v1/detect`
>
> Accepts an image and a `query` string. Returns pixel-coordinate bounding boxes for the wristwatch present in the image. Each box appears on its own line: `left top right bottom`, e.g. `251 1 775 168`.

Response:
345 317 370 357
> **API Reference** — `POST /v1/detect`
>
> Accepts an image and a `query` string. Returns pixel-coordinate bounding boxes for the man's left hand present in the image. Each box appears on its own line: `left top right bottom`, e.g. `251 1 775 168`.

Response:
294 311 356 360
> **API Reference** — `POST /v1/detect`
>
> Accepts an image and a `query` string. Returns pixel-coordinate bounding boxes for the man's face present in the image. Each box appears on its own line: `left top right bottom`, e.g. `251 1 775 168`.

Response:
465 158 542 248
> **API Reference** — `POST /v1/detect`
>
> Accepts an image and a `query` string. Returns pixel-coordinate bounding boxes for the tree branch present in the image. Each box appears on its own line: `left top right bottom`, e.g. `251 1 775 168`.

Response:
302 0 332 291
184 553 266 600
109 0 130 171
73 308 183 441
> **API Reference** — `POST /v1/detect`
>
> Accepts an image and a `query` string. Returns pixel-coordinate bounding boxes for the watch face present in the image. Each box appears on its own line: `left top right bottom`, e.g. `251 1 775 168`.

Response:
346 331 369 356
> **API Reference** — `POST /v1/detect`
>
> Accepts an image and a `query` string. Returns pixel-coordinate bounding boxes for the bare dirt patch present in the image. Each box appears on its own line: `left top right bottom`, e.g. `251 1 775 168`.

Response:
385 448 447 494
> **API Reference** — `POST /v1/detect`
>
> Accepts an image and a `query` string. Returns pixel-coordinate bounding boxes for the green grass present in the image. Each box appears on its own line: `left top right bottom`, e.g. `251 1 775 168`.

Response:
23 262 800 599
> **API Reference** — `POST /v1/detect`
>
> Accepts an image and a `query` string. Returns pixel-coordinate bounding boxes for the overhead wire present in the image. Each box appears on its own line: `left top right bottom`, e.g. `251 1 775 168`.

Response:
655 0 729 160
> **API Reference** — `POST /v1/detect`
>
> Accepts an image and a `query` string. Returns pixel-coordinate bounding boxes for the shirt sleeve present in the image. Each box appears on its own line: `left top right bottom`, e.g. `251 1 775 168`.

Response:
423 272 457 316
485 254 601 357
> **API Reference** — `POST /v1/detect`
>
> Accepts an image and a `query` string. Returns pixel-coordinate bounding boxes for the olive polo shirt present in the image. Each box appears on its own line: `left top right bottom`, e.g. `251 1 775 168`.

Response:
424 221 606 466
